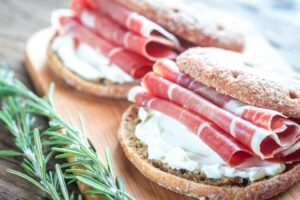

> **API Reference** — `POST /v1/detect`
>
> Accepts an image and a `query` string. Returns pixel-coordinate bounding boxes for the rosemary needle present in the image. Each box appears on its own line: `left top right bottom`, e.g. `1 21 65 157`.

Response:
0 95 80 200
0 63 134 200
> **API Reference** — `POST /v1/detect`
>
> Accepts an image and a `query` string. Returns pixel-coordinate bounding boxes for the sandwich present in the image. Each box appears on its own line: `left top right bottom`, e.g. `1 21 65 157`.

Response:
47 0 244 98
118 47 300 199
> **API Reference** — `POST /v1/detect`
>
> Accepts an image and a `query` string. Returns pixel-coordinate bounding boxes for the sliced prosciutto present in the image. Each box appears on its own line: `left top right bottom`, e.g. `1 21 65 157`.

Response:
143 72 300 160
84 0 180 46
52 11 153 79
71 1 178 61
128 87 253 166
153 59 300 143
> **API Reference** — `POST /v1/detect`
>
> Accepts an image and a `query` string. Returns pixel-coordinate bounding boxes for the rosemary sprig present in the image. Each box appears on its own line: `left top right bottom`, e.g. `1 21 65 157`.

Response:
0 96 81 200
0 63 133 200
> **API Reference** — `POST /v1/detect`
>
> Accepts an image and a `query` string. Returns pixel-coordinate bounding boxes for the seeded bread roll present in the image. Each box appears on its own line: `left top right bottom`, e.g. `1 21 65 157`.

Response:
47 34 138 99
118 105 300 200
114 0 244 52
177 47 300 119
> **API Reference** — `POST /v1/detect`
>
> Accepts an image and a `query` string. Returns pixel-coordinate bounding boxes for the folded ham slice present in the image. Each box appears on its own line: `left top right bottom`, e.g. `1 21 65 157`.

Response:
153 59 300 149
128 87 253 166
71 1 178 61
52 11 153 79
85 0 180 46
143 72 300 160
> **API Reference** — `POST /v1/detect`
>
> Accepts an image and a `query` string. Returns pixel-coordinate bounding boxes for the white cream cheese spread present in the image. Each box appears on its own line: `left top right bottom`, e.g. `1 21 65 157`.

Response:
52 35 133 83
135 107 285 182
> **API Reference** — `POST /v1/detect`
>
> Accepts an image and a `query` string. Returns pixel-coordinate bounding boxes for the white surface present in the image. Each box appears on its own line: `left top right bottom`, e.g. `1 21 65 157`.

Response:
80 11 95 28
127 86 146 102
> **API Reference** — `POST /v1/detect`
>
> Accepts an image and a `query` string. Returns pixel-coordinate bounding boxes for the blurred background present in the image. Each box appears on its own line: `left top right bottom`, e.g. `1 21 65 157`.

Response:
0 0 67 85
202 0 300 70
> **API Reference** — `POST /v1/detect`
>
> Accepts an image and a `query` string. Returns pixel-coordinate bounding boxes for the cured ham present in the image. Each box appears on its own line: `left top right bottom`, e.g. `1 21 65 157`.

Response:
71 1 178 61
52 12 153 78
84 0 180 46
153 59 300 145
128 87 253 166
143 72 300 160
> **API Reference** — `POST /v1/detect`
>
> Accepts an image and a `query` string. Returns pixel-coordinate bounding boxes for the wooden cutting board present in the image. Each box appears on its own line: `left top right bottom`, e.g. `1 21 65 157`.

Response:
25 28 300 200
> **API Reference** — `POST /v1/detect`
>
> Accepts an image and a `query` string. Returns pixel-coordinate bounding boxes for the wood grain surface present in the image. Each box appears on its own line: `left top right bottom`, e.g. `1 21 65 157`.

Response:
24 27 300 200
0 0 68 199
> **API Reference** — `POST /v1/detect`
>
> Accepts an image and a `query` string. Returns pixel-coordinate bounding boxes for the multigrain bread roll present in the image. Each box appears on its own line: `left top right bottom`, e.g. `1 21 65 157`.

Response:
118 105 300 200
47 0 247 99
114 0 245 52
118 48 300 199
177 48 300 118
47 33 138 98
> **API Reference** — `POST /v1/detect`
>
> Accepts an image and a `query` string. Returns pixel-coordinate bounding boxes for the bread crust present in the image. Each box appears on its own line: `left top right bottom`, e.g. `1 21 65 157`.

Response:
47 34 138 99
114 0 244 52
177 47 300 119
118 105 300 200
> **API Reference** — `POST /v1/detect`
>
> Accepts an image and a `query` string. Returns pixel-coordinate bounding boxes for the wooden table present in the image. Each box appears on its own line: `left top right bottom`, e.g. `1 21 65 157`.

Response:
0 0 68 199
1 0 300 200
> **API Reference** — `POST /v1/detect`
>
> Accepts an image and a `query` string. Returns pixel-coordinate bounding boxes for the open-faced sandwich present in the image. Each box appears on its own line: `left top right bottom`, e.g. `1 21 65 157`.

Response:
47 0 245 98
118 47 300 199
